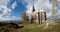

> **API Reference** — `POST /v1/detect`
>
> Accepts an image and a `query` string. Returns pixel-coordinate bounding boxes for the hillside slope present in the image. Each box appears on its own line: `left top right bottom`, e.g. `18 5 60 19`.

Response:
24 20 60 32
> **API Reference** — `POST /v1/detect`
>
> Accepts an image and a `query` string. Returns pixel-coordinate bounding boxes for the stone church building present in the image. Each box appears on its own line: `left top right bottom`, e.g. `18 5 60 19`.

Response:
31 6 47 24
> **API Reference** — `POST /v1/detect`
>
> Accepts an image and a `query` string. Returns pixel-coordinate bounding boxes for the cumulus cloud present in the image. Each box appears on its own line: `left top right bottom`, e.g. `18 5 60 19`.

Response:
22 0 60 18
13 16 16 19
0 17 12 21
0 0 17 21
0 6 11 16
0 0 10 6
11 1 17 9
23 0 52 18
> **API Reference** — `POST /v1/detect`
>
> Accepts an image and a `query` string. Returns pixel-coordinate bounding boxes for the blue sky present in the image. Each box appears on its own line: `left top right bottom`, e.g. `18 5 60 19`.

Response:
0 0 27 21
0 0 60 21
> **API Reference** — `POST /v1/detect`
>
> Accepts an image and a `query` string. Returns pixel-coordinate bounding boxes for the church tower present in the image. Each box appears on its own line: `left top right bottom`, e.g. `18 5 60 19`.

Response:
31 5 36 23
30 6 47 24
32 5 35 12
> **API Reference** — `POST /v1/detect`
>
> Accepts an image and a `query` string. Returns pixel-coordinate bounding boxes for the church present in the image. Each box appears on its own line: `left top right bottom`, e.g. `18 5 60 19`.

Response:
30 6 47 24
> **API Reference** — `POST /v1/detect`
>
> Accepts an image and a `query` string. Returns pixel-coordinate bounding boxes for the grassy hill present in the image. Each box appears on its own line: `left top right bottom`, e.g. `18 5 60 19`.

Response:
0 20 60 32
24 20 60 32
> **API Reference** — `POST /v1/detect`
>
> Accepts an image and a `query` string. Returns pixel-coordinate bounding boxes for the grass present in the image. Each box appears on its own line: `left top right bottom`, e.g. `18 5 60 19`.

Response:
24 24 40 29
0 21 60 32
0 25 18 32
24 23 45 32
24 21 60 32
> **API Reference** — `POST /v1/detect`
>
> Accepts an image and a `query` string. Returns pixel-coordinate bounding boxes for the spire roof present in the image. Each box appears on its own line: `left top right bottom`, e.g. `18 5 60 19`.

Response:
32 5 35 12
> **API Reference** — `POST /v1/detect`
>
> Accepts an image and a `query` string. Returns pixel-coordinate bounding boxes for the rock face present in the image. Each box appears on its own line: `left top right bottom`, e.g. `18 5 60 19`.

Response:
31 6 47 24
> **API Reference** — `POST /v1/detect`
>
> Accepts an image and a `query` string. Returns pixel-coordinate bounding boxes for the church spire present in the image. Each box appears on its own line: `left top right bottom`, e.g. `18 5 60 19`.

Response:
32 5 35 12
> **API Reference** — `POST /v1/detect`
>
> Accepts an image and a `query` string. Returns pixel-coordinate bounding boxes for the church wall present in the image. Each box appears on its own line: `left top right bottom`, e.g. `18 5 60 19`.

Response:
31 11 47 24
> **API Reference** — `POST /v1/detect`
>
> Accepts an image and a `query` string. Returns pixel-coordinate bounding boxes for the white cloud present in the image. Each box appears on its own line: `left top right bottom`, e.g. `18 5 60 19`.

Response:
0 6 11 16
0 17 11 21
11 1 17 9
26 4 33 16
0 0 11 17
0 0 18 21
23 0 60 18
58 0 60 2
24 0 52 18
34 0 52 11
0 0 10 6
13 16 16 19
0 16 18 21
5 13 11 17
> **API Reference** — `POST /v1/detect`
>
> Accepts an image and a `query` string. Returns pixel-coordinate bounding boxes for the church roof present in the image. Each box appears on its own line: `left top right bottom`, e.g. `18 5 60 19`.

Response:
32 5 35 12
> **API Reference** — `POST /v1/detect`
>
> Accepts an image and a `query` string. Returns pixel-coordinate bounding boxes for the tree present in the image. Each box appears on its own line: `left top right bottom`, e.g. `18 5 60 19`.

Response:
22 11 29 23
